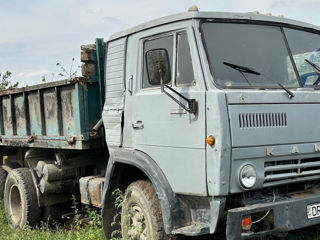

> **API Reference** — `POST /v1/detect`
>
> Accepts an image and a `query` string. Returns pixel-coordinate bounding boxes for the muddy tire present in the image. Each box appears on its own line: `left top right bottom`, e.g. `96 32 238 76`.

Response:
4 168 42 228
121 180 171 240
0 167 7 199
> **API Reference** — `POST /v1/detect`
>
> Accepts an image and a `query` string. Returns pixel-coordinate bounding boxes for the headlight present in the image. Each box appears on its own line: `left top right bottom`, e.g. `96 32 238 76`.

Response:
239 164 257 189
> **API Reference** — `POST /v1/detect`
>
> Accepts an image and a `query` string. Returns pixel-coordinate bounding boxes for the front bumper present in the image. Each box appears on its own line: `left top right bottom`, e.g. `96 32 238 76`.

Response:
226 192 320 240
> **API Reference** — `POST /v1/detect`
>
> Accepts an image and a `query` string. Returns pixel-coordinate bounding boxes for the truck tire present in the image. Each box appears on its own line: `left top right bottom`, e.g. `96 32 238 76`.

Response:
4 168 42 228
121 180 172 240
0 167 7 199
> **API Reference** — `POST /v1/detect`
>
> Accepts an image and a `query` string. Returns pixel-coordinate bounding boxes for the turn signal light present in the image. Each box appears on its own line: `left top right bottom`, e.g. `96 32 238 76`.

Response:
206 135 215 146
241 216 252 231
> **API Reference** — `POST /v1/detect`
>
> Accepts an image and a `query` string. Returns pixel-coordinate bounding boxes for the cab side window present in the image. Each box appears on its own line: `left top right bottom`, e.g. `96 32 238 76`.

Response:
142 35 173 88
176 32 195 86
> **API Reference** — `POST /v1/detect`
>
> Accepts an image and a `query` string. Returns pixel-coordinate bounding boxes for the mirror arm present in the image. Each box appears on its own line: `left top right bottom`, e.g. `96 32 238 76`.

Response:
160 70 165 93
159 66 198 115
163 84 198 115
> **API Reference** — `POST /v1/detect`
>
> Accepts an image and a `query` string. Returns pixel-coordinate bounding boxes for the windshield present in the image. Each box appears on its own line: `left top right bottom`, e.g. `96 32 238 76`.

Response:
201 22 320 88
284 28 320 86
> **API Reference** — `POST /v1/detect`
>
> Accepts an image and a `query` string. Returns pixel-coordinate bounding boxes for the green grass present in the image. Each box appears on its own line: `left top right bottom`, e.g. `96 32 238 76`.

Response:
0 202 105 240
0 198 319 240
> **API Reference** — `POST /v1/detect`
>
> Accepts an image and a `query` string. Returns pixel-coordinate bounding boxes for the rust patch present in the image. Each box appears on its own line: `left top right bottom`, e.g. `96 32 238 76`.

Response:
67 136 76 145
14 94 26 133
43 89 58 135
28 91 42 135
28 135 37 143
61 86 74 136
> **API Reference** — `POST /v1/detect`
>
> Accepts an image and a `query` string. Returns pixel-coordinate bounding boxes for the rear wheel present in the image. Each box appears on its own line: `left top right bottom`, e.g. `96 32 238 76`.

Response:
4 168 42 228
121 180 171 240
0 167 7 199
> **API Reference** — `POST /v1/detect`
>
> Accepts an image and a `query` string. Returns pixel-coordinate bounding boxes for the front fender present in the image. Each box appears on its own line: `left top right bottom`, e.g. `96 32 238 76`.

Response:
101 147 185 235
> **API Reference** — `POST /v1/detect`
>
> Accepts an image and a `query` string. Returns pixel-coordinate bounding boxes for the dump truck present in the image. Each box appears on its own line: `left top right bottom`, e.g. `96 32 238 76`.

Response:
1 6 320 239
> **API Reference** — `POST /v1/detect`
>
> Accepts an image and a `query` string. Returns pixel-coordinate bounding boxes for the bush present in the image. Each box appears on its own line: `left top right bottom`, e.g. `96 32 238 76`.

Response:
0 201 104 240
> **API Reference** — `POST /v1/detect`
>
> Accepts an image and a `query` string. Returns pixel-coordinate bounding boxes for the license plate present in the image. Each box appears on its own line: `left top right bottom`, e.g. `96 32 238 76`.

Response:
307 203 320 219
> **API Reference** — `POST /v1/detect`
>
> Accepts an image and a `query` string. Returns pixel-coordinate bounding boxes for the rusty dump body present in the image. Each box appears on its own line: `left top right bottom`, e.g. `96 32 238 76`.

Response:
0 78 102 150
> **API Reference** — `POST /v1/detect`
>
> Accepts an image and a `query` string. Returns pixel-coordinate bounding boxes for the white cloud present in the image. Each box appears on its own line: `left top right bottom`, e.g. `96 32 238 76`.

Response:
16 70 50 79
0 0 319 86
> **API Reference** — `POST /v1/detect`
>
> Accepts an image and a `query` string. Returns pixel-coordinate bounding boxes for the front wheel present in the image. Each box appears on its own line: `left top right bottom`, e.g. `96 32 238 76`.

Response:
121 180 172 240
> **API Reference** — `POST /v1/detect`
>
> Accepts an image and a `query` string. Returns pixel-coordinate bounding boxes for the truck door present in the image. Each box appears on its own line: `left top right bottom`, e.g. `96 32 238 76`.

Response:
129 27 207 196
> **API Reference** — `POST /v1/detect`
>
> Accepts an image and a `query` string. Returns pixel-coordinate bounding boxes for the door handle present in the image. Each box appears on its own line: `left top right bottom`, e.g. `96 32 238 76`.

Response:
132 120 144 129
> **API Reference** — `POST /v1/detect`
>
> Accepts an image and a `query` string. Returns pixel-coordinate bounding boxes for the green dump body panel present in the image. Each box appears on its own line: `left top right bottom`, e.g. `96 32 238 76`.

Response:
0 80 102 150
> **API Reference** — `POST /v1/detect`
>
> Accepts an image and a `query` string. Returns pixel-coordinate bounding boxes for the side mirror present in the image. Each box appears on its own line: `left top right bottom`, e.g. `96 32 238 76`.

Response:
146 48 198 115
146 49 171 90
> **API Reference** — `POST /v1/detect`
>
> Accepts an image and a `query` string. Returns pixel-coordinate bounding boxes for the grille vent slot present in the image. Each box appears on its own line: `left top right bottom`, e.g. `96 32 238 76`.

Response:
264 158 320 184
239 112 287 128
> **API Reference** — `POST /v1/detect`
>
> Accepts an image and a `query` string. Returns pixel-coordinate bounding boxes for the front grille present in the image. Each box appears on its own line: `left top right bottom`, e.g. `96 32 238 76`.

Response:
239 112 287 129
264 158 320 185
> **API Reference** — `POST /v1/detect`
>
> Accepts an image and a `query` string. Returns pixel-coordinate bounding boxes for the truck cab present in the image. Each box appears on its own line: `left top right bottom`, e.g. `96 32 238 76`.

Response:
101 8 320 239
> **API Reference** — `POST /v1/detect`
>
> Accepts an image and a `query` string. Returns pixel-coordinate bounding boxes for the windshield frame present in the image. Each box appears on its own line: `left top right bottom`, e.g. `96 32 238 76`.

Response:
199 19 320 90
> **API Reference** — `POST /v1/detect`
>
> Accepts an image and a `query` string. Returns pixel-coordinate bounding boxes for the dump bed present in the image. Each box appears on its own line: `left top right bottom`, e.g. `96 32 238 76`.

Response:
0 79 102 149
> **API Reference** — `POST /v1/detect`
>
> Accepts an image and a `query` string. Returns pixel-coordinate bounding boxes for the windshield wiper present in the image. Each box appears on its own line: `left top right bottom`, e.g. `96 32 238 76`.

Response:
223 61 295 99
223 62 261 87
304 59 320 86
305 59 320 74
223 62 261 75
276 82 295 99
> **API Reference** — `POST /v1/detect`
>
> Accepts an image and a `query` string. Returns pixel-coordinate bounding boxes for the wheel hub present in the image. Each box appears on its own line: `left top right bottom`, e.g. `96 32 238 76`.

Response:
127 205 147 240
9 184 22 224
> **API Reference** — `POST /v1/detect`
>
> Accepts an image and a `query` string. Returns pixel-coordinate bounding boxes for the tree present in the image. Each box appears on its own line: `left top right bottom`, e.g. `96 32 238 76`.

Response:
0 71 19 90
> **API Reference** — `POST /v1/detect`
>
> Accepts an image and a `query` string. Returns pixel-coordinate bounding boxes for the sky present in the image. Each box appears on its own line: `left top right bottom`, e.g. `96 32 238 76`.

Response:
0 0 319 86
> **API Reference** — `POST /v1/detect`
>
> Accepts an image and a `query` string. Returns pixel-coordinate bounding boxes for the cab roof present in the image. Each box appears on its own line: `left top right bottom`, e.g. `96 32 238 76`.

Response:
109 11 320 41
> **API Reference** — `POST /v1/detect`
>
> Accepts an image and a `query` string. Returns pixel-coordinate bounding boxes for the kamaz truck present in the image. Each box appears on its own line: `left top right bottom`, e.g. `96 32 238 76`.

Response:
1 6 320 239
